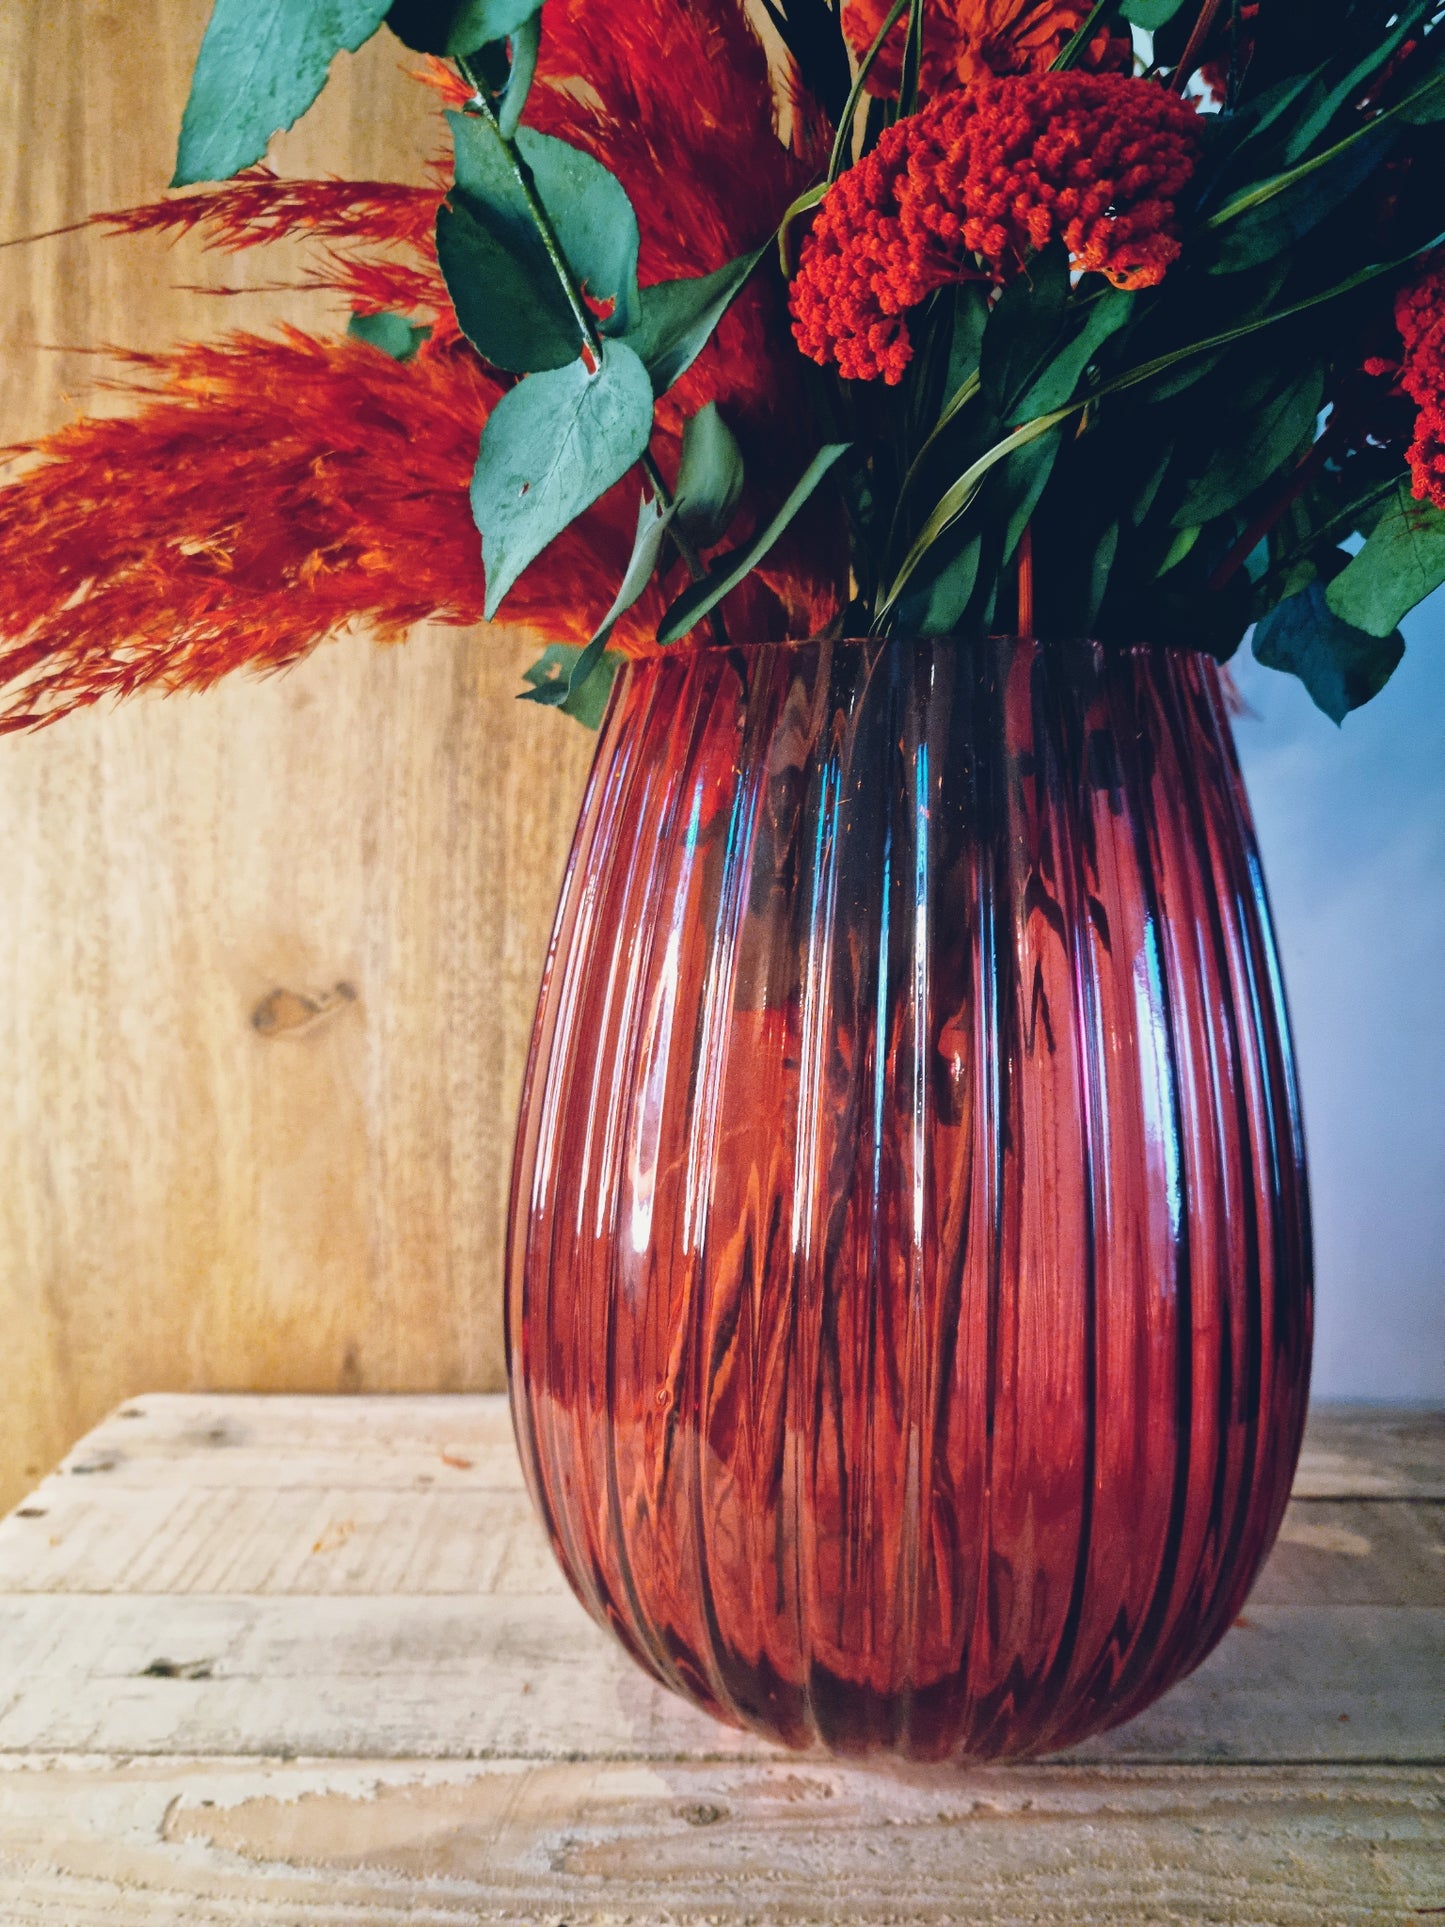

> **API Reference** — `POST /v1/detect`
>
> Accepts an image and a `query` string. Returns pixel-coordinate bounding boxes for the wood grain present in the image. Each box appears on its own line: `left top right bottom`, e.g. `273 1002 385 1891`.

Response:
0 1757 1441 1925
0 1396 1440 1922
0 3 596 1512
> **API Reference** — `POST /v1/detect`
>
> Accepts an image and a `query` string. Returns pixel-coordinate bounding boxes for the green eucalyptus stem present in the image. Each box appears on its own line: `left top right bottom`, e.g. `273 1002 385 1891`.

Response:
455 55 604 360
640 448 729 644
454 51 723 638
639 451 703 580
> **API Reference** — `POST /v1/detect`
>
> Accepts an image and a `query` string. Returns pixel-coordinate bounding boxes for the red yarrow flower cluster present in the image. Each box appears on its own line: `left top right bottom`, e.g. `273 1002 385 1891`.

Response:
1387 253 1445 511
790 73 1203 385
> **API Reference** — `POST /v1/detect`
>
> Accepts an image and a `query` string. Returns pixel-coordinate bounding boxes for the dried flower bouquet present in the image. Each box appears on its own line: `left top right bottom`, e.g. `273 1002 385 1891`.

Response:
1 0 1443 731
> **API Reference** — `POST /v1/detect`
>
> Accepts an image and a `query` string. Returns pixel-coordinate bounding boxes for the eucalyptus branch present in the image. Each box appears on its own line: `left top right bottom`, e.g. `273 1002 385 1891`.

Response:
455 55 604 362
454 53 721 636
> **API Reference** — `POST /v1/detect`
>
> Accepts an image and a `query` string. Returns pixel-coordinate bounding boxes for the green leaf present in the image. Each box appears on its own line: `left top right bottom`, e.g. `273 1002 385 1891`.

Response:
1155 524 1199 578
471 339 655 618
1014 285 1134 421
625 249 764 398
980 244 1071 421
946 281 991 394
347 311 430 360
174 0 390 185
881 409 1072 617
894 530 982 635
437 114 640 373
1209 127 1390 272
827 0 909 180
1252 580 1404 722
675 405 744 549
519 644 619 728
1051 0 1114 71
523 491 667 718
1326 482 1445 637
1208 55 1445 268
1172 364 1323 526
657 444 849 645
436 196 576 373
1130 444 1174 526
1085 520 1120 630
1000 429 1063 566
496 9 539 137
385 0 542 55
1120 0 1187 25
1281 1 1434 163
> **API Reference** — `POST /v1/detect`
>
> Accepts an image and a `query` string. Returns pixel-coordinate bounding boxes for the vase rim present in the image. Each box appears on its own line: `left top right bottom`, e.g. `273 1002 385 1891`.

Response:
633 634 1215 660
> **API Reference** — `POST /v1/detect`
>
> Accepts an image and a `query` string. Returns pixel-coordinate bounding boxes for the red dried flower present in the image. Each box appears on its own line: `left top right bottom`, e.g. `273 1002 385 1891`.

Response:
0 0 844 730
790 73 1202 384
1390 252 1445 511
842 0 1130 100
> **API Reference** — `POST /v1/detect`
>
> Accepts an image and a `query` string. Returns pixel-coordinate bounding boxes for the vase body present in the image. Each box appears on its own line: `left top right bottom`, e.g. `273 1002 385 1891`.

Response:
506 636 1312 1761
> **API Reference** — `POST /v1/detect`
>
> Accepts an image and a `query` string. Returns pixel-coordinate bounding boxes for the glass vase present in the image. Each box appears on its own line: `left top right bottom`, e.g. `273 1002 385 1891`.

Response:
506 636 1313 1761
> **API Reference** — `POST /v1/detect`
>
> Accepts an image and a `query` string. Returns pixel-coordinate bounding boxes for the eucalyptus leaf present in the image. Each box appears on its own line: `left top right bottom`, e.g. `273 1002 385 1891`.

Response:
519 643 618 728
174 0 391 185
522 492 667 718
1252 580 1404 722
658 443 849 645
435 197 579 372
347 311 430 360
1120 0 1187 25
675 405 745 549
385 0 541 53
472 339 655 619
438 113 641 372
1326 482 1445 637
626 249 765 397
497 9 539 137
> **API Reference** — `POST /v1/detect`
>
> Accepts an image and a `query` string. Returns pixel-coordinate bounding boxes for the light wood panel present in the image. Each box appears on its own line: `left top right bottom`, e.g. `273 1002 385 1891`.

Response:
0 3 596 1509
0 1395 1440 1922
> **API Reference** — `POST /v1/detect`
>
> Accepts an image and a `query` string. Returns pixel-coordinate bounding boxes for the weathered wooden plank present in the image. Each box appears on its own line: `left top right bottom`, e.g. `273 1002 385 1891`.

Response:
36 1394 524 1491
0 1486 563 1598
0 1756 1440 1925
0 1591 1438 1764
3 1477 1439 1607
28 1393 1445 1500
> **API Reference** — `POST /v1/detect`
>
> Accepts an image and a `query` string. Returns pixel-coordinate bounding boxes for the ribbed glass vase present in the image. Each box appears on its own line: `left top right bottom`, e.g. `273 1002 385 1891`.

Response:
506 636 1313 1761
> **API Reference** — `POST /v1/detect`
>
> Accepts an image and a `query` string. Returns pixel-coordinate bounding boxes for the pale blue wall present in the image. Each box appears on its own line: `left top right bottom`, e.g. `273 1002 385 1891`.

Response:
1232 597 1445 1401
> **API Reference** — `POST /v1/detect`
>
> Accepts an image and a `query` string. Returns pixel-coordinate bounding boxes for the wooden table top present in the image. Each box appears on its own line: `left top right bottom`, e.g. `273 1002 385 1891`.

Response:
0 1394 1439 1923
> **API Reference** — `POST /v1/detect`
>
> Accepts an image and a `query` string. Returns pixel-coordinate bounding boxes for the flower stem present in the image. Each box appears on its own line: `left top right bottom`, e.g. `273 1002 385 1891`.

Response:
453 53 725 641
455 55 604 361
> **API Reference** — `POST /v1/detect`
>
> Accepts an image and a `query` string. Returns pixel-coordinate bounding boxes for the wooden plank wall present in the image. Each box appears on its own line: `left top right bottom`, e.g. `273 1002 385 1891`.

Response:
0 2 596 1509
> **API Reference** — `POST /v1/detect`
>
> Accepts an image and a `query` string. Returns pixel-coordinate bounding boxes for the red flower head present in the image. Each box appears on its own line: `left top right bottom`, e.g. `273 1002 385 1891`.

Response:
790 73 1203 385
1391 252 1445 512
